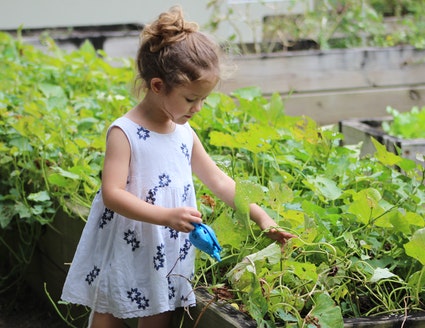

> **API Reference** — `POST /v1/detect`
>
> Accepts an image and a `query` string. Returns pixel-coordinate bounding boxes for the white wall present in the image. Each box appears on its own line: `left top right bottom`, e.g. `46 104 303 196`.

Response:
0 0 307 44
0 0 207 29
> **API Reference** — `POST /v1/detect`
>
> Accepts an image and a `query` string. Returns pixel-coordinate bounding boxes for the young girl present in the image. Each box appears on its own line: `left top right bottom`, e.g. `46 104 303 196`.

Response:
61 6 295 328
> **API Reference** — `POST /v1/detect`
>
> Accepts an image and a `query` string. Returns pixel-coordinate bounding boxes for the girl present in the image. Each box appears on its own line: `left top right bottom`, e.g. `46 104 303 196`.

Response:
61 6 295 328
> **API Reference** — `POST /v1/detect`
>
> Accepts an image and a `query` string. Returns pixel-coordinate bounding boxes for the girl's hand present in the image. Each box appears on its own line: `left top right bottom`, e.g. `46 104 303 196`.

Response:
166 207 202 233
265 227 297 247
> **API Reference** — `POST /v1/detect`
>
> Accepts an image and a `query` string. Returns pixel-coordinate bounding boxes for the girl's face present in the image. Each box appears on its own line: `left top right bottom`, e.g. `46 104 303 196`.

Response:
158 71 218 125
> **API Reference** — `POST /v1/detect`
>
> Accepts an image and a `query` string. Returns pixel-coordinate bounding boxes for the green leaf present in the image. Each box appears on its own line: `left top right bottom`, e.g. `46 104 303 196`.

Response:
227 243 281 289
212 210 246 248
27 190 50 202
303 176 342 202
370 267 398 283
283 259 318 282
231 86 262 100
348 188 383 224
404 228 425 265
371 137 401 166
234 179 265 214
51 166 81 180
38 83 66 99
308 293 344 328
0 204 14 228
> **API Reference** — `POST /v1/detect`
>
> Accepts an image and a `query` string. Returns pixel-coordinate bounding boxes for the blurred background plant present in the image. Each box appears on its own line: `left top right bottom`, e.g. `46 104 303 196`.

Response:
206 0 425 54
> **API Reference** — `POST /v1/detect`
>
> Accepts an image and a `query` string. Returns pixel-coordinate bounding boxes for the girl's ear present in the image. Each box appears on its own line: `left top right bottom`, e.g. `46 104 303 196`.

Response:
151 78 164 94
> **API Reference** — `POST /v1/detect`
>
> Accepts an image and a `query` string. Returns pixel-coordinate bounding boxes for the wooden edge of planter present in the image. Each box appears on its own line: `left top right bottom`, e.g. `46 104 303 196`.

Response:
174 288 257 328
344 312 425 328
339 117 425 165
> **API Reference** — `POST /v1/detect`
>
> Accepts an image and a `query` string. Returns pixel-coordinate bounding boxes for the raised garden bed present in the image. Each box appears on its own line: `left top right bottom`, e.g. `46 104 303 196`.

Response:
14 25 425 125
339 117 425 167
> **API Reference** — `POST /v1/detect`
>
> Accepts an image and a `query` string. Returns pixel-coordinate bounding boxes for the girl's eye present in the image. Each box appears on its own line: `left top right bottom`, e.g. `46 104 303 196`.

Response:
185 98 196 103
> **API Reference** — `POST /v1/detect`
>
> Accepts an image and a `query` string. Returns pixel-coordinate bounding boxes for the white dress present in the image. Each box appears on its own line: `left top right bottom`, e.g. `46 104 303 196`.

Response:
61 117 197 319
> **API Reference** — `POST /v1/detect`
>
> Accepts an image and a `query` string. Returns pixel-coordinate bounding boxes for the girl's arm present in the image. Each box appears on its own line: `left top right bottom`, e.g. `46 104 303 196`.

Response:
101 127 202 232
191 131 295 244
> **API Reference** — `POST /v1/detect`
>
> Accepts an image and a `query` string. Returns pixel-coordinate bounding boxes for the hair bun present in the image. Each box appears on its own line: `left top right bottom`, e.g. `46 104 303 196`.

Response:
142 6 199 52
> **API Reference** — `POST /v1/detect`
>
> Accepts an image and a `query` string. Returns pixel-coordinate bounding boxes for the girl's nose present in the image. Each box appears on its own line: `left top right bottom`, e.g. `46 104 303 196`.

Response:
191 100 203 113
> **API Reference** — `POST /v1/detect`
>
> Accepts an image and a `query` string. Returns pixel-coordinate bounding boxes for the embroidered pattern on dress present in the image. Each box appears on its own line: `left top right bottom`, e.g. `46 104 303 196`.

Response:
179 239 192 261
165 226 179 239
127 288 150 310
137 126 150 140
153 243 165 270
145 174 171 205
181 143 190 163
124 230 140 251
145 186 158 204
85 265 100 285
167 277 176 300
182 184 191 202
99 208 114 228
158 174 171 187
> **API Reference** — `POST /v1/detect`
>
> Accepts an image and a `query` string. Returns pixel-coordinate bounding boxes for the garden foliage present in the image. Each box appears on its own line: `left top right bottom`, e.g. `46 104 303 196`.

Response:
383 106 425 139
1 32 425 327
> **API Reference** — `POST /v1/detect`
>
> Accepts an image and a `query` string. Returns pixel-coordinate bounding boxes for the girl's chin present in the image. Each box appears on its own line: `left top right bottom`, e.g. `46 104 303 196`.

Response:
174 117 190 124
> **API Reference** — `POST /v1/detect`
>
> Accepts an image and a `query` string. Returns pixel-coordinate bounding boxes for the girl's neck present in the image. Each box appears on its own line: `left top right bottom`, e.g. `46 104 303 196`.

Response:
126 97 175 134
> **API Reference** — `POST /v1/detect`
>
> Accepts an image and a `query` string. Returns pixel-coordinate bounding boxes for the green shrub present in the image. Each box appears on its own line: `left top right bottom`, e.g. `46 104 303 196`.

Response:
0 31 135 293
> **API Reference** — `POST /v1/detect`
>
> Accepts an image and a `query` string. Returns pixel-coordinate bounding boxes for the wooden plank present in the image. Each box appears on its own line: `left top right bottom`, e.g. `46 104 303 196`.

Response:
281 85 425 125
344 313 425 328
219 47 425 95
174 288 257 328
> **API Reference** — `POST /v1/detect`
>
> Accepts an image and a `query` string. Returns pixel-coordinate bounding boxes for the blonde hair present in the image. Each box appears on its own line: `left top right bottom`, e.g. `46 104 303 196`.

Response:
135 6 221 94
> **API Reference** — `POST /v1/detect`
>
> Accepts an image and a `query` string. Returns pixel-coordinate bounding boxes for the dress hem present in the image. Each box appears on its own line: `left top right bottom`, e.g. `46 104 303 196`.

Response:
60 297 196 320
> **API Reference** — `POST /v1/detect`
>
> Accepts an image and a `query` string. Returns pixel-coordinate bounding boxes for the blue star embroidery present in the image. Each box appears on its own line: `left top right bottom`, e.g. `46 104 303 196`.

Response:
165 226 179 239
179 238 192 261
145 187 158 205
181 143 190 163
124 230 140 251
99 208 114 228
158 174 171 187
127 288 150 310
153 243 165 270
137 127 150 140
168 277 176 300
85 265 100 285
182 184 191 202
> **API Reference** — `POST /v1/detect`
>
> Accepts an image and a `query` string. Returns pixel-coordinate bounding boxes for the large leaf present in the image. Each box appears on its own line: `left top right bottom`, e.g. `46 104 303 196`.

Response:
348 188 383 224
303 175 342 202
307 293 344 328
371 137 401 166
370 267 398 283
211 210 246 248
234 179 265 214
404 228 425 265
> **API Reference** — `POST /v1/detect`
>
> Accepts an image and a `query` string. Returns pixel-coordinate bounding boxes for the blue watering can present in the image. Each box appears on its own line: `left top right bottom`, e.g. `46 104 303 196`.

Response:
189 223 222 262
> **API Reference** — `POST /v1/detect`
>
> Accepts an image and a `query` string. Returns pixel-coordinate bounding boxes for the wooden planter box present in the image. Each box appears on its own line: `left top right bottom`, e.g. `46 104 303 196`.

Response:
19 27 425 125
339 117 425 167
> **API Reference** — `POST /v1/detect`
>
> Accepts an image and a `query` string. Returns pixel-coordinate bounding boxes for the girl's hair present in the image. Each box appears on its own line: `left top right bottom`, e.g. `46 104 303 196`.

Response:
135 6 221 94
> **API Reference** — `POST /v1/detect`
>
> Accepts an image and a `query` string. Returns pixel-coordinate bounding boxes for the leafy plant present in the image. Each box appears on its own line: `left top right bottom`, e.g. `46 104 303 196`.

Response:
205 0 425 54
191 88 425 327
0 31 135 295
383 106 425 139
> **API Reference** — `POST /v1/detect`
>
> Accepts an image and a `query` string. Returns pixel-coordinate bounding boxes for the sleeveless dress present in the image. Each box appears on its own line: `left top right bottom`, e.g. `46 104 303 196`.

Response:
61 117 197 319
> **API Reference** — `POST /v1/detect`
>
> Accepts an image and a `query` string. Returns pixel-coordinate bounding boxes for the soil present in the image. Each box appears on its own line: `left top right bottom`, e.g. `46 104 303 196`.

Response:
0 285 67 328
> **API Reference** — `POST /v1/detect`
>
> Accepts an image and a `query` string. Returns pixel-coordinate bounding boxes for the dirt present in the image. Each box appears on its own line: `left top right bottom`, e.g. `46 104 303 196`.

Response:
0 285 67 328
